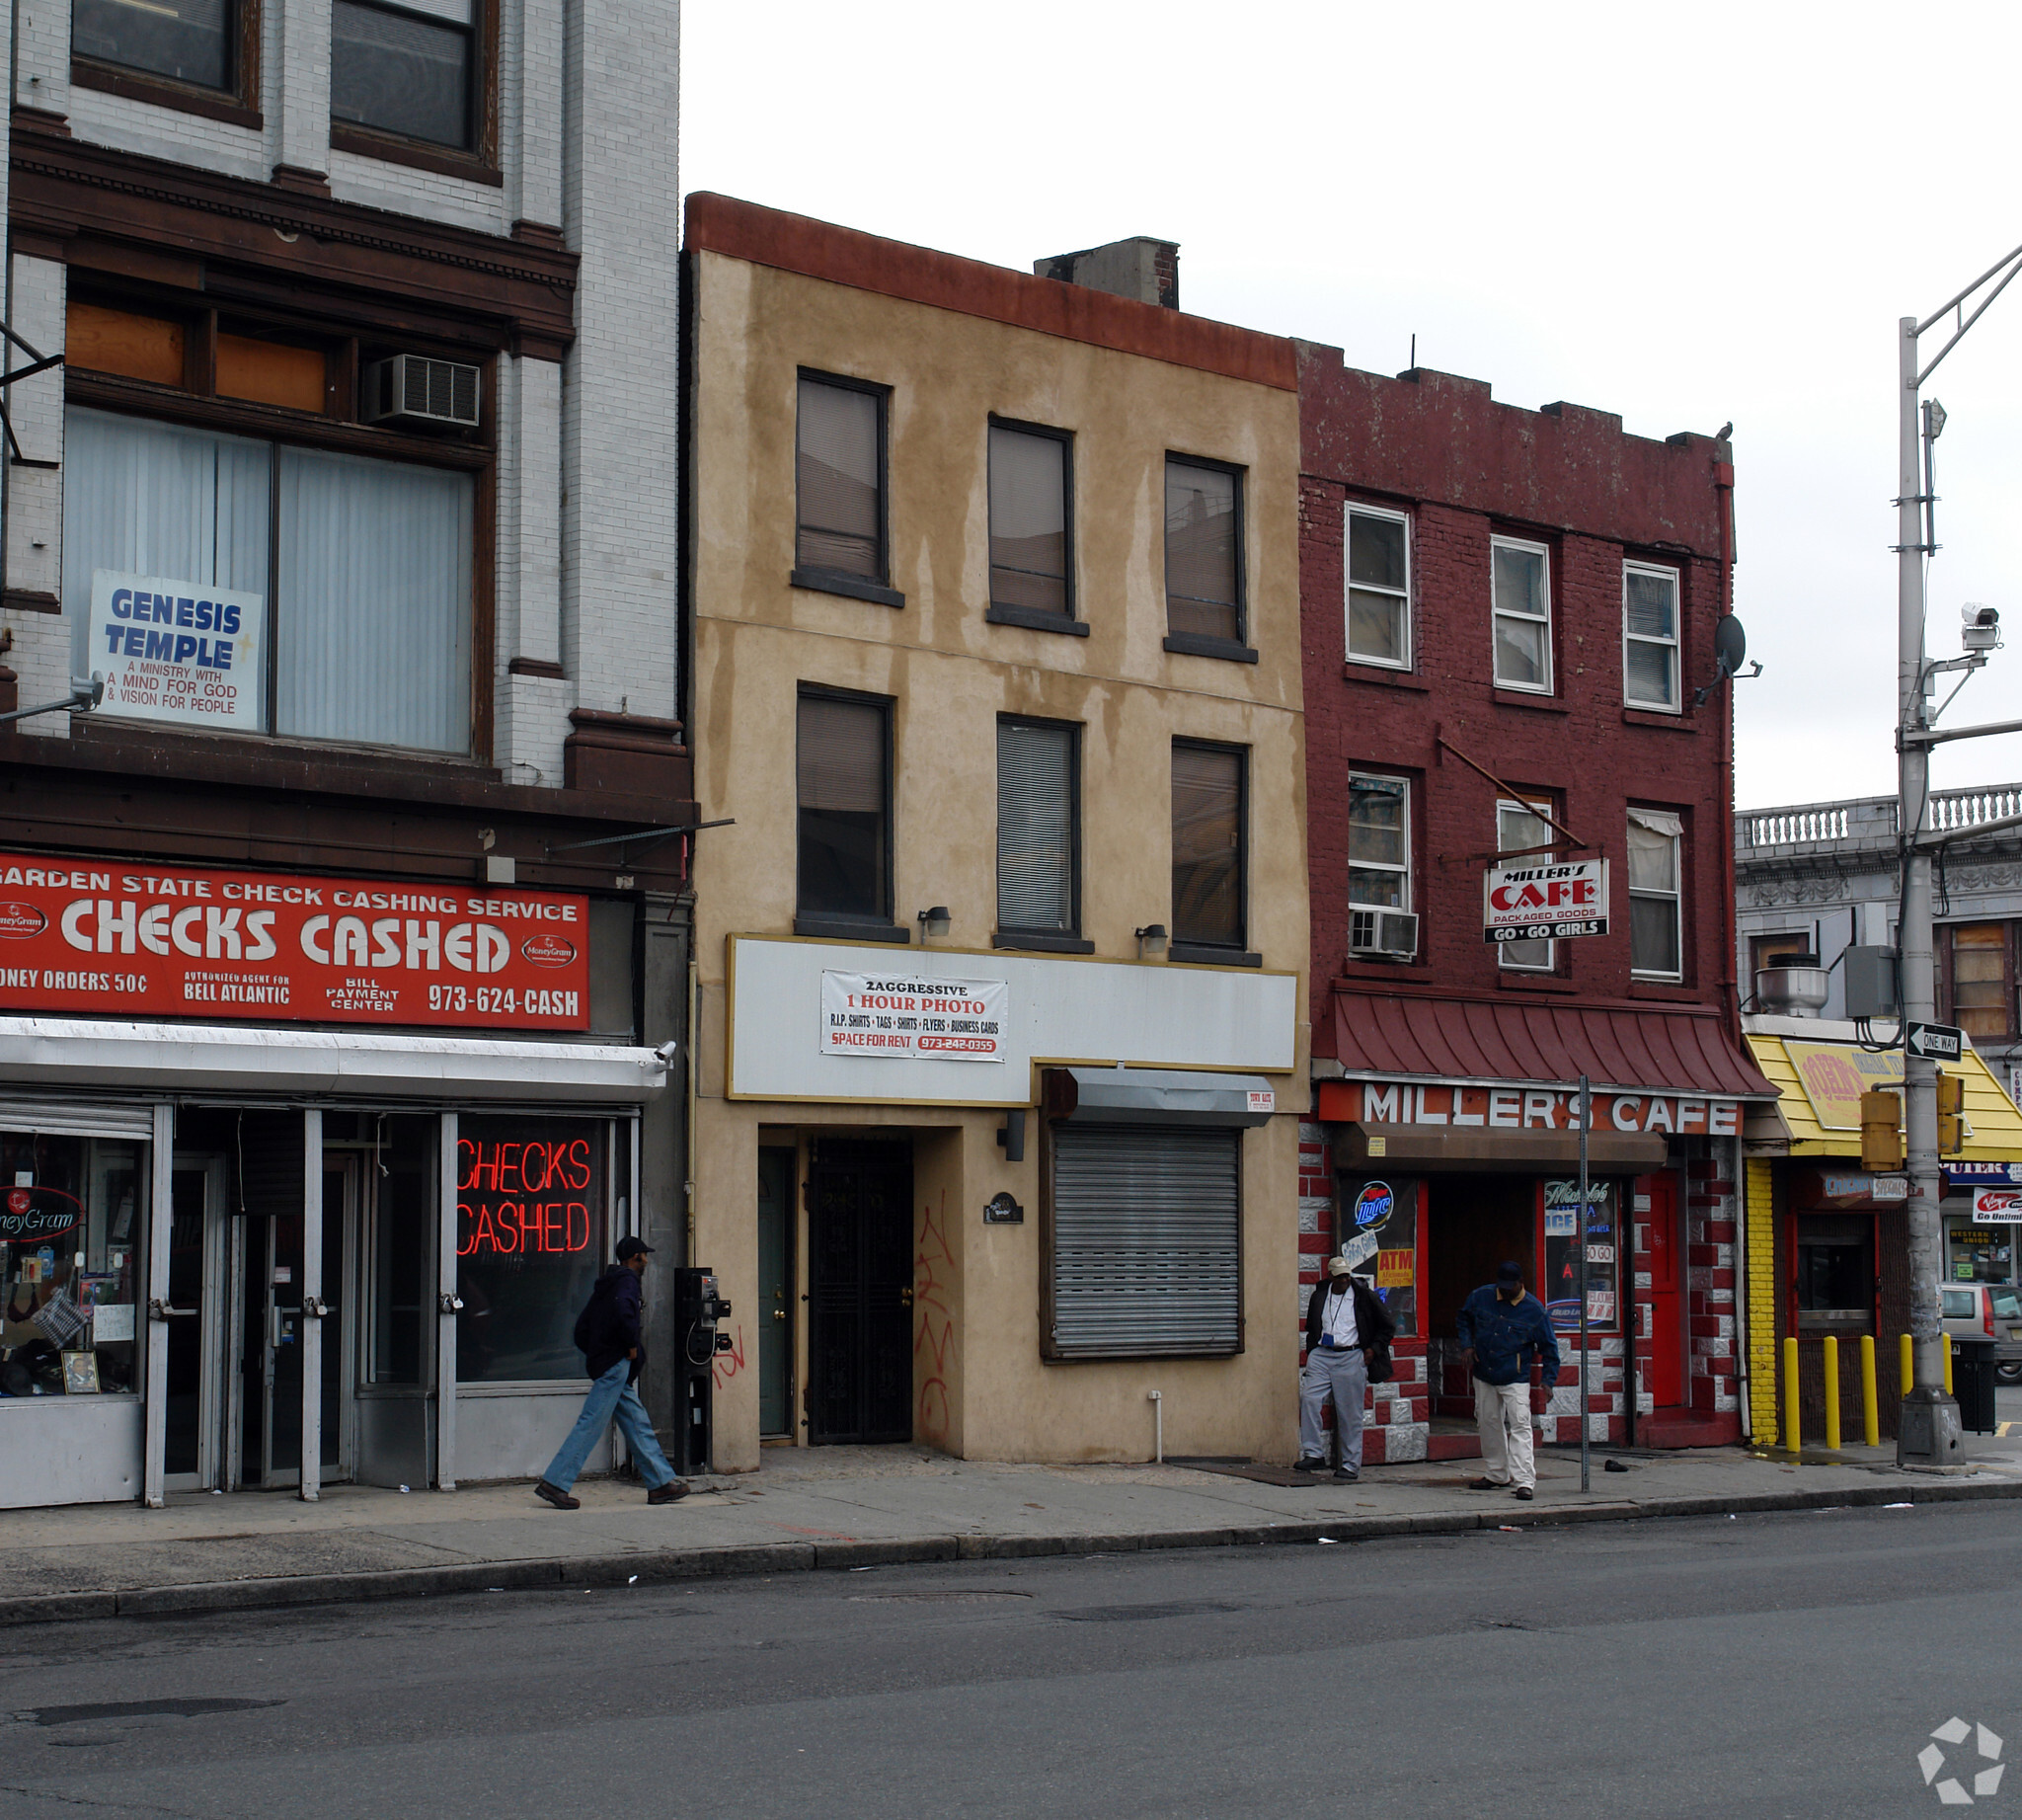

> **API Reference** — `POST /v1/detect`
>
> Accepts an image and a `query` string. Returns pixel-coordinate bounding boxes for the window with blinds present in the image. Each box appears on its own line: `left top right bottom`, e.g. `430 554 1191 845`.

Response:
1047 1123 1242 1359
797 691 891 922
1948 923 2014 1039
1171 742 1246 952
1164 456 1244 645
797 375 886 583
988 423 1072 618
996 720 1078 937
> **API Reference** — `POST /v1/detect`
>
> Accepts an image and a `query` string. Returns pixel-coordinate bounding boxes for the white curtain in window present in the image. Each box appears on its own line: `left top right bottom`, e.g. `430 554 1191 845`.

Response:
63 408 270 686
275 446 472 752
1626 808 1683 890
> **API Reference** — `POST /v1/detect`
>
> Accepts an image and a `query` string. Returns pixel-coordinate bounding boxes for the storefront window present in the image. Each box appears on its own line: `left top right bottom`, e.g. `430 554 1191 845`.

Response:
1945 1221 2016 1286
1794 1215 1875 1331
1542 1179 1619 1332
1 1132 147 1399
455 1117 610 1383
1337 1174 1418 1336
367 1117 436 1385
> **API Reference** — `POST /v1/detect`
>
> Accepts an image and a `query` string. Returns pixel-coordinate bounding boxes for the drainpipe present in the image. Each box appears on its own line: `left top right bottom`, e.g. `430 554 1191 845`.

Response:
1732 1137 1751 1441
1147 1388 1163 1464
1713 455 1750 1442
685 948 699 1265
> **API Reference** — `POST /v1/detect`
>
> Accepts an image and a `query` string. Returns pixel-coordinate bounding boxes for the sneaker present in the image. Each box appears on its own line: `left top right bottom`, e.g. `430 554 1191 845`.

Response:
1467 1476 1503 1491
1333 1465 1360 1483
1293 1457 1329 1473
1511 1486 1534 1501
647 1481 689 1506
534 1480 580 1511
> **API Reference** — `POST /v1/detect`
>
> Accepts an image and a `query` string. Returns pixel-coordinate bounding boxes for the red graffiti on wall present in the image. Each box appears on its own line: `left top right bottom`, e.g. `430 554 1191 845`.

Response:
710 1322 746 1390
914 1191 956 1443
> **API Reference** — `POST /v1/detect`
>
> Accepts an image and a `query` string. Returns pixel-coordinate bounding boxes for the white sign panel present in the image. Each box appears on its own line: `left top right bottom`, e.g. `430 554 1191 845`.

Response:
820 970 1007 1063
89 569 264 730
1483 856 1609 943
1972 1185 2022 1221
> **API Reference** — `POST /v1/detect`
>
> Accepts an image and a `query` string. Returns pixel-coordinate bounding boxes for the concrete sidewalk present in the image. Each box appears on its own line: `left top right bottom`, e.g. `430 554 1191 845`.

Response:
4 1441 2019 1626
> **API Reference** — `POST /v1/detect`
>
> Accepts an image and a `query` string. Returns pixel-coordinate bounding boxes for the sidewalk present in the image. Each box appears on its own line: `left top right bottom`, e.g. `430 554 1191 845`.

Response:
4 1441 2018 1626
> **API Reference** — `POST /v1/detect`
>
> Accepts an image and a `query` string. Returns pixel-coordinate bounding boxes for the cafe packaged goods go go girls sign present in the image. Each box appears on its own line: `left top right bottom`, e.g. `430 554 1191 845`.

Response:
0 854 589 1032
1482 855 1609 944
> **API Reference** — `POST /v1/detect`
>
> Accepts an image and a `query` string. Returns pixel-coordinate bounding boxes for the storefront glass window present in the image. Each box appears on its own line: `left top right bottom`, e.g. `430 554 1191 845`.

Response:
1794 1214 1874 1331
1337 1174 1418 1336
1 1132 147 1399
367 1117 436 1385
1542 1179 1619 1332
455 1117 609 1383
1945 1221 2015 1286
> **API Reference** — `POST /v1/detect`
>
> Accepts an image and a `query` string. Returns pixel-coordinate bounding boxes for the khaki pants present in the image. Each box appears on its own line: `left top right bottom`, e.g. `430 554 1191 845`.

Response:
1474 1377 1535 1490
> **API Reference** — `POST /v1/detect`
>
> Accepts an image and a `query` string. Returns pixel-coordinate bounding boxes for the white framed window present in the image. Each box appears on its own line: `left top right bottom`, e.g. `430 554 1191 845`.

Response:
1628 808 1684 980
1349 773 1410 910
1491 535 1552 692
1623 562 1680 711
1345 504 1410 669
1497 798 1556 971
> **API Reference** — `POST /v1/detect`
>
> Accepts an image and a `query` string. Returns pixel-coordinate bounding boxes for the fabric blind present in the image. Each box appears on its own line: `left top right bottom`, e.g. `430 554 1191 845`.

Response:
797 380 881 577
989 427 1067 614
63 408 271 693
997 722 1074 932
798 696 885 814
1171 746 1243 947
1165 460 1239 640
274 445 473 753
1050 1124 1241 1358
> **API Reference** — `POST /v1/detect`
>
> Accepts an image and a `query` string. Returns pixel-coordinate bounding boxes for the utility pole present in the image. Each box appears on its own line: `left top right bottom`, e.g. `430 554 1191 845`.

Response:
1892 242 2022 1464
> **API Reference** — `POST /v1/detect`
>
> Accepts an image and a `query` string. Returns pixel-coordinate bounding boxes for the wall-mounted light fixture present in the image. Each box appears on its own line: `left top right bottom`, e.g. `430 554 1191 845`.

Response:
917 906 952 939
1134 923 1168 959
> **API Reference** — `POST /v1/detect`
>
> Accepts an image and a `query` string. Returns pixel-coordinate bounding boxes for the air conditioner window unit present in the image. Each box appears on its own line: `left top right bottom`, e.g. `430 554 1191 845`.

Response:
1350 905 1418 960
361 354 481 429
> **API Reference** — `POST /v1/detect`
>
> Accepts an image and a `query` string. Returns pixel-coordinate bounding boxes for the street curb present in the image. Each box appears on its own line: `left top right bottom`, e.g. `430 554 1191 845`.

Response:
1 1474 2016 1629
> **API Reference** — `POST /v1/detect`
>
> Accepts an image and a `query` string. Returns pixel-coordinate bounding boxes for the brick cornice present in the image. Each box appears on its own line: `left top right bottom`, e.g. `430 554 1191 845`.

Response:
685 192 1296 392
9 110 578 357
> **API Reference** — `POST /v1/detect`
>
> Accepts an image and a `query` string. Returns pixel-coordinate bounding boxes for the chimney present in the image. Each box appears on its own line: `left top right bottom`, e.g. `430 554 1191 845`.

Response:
1034 237 1179 309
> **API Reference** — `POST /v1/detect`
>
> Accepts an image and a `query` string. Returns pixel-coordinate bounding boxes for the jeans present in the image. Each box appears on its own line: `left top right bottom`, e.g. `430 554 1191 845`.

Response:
542 1358 677 1492
1298 1345 1369 1468
1473 1376 1535 1490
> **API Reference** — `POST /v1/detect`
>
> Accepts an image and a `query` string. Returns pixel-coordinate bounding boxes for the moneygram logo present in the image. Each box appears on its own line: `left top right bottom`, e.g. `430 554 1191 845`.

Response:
1920 1717 2003 1805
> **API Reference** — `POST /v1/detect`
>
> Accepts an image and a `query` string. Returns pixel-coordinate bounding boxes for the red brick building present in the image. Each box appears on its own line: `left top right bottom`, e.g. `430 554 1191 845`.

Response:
1294 345 1777 1461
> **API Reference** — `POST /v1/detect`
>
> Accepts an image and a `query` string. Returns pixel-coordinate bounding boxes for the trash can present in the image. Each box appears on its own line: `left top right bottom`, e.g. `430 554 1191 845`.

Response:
1952 1337 1998 1434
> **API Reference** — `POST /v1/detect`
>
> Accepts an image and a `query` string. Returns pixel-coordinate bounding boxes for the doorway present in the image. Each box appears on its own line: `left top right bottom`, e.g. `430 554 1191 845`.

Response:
757 1148 795 1437
806 1140 912 1445
1426 1176 1537 1420
1642 1173 1685 1409
163 1158 228 1491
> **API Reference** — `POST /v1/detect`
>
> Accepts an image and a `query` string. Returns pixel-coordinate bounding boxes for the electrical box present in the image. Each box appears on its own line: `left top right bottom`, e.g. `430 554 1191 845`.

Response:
1860 1089 1903 1172
1843 946 1899 1020
1937 1071 1967 1156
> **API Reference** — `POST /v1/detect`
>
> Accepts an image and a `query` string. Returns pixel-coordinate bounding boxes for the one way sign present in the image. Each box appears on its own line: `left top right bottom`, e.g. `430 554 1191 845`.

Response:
1905 1021 1965 1062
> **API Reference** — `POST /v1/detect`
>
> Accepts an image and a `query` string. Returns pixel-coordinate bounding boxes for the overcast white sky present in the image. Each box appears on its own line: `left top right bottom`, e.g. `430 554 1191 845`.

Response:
681 1 2022 812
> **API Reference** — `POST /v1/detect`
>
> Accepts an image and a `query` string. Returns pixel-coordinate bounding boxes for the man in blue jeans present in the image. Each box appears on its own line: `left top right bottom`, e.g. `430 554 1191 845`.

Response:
535 1236 688 1509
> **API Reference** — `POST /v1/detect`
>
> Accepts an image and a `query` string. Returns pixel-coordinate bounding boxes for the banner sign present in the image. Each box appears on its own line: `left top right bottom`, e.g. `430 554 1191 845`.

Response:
1972 1186 2022 1220
1324 1078 1742 1137
1483 856 1608 943
1784 1041 1904 1130
89 570 266 731
0 853 589 1031
820 970 1007 1062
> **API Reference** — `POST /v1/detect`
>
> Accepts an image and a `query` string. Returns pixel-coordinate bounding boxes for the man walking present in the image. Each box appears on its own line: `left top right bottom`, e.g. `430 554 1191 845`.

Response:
1295 1256 1395 1481
1456 1259 1560 1501
535 1236 688 1509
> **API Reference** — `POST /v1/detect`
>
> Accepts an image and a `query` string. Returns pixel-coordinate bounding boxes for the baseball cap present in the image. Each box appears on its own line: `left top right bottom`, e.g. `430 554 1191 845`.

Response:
1327 1256 1352 1277
616 1236 655 1261
1495 1259 1523 1284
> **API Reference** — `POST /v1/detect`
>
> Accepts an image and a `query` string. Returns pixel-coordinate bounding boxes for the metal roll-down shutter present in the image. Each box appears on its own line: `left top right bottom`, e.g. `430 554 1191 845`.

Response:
1050 1122 1241 1359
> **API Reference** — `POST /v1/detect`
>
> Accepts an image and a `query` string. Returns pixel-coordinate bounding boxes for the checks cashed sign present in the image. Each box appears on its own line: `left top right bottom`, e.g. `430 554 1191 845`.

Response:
820 971 1007 1062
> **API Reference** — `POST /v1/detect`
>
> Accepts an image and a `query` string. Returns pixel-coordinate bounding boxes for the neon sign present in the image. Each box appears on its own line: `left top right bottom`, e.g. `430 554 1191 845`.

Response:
456 1133 595 1258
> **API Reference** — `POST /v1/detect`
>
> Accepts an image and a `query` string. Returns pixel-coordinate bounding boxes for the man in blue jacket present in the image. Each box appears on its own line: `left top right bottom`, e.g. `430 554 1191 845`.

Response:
1455 1259 1560 1501
535 1236 688 1510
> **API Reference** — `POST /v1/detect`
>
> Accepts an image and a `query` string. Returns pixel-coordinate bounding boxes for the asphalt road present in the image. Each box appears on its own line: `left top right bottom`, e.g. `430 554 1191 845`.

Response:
3 1499 2015 1820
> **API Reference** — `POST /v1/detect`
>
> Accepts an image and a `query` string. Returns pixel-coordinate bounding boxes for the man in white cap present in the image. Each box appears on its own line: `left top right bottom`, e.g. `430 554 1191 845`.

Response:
1295 1256 1395 1480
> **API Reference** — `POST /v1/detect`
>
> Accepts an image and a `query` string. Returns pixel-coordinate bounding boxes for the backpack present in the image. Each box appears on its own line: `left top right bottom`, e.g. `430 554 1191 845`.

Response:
572 1270 616 1356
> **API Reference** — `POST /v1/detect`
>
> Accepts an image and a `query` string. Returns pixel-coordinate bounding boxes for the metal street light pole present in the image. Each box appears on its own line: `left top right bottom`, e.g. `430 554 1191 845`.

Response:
1893 239 2022 1464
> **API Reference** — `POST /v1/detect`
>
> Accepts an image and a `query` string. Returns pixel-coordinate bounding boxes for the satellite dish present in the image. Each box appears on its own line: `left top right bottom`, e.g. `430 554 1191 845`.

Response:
1713 615 1748 679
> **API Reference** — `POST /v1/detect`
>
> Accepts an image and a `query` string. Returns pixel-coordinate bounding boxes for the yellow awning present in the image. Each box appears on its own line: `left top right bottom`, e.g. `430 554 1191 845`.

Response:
1744 1032 2022 1159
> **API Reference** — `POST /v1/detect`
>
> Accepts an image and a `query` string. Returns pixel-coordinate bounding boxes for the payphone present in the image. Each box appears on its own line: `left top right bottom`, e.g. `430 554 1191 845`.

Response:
673 1266 733 1474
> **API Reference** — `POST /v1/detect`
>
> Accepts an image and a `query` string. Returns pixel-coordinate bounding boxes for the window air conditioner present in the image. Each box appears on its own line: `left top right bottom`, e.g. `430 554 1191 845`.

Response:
361 355 481 429
1350 906 1418 960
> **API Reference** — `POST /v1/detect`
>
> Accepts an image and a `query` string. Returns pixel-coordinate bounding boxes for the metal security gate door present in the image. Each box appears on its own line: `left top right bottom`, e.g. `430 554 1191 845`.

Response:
1048 1124 1242 1358
807 1142 912 1444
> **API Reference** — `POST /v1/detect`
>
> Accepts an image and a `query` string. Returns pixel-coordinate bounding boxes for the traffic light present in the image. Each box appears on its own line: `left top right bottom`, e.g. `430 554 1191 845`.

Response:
1860 1089 1903 1171
1936 1071 1966 1156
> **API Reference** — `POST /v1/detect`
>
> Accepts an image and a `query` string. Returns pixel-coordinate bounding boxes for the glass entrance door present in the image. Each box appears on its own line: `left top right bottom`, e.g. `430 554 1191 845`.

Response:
163 1159 227 1492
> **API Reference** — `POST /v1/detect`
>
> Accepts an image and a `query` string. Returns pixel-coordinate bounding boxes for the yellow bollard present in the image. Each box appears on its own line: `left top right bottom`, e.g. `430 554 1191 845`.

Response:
1944 1335 1954 1397
1901 1332 1914 1395
1860 1334 1880 1448
1823 1336 1840 1450
1783 1334 1801 1453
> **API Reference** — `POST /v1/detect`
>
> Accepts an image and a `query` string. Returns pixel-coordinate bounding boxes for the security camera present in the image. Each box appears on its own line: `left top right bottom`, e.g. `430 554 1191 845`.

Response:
652 1039 680 1066
1962 603 2002 653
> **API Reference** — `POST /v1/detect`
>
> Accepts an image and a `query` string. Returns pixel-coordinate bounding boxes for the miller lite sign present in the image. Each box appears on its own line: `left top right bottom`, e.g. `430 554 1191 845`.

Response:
1483 856 1609 944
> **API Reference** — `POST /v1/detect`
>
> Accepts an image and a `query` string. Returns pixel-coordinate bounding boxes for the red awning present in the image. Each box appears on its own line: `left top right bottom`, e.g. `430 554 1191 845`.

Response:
1328 989 1778 1099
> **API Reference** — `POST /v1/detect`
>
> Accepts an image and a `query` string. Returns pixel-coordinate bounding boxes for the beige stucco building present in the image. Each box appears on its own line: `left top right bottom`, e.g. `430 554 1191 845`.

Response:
681 196 1308 1470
